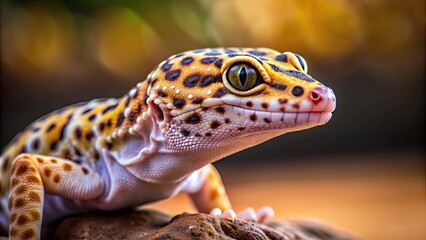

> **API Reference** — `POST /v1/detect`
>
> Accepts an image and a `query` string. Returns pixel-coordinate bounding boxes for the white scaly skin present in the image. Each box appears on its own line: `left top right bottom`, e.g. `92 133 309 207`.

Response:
0 48 336 239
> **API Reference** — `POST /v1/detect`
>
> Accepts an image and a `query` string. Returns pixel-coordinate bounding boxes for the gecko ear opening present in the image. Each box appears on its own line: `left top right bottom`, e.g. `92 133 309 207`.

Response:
154 104 164 122
147 99 169 132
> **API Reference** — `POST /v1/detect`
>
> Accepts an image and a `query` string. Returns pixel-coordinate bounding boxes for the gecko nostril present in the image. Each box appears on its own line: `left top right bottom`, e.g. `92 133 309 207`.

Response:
310 91 320 100
309 89 323 104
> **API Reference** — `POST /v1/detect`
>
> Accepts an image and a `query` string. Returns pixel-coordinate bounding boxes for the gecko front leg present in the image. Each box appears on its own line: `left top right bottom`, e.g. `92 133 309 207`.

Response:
8 154 104 240
187 164 274 223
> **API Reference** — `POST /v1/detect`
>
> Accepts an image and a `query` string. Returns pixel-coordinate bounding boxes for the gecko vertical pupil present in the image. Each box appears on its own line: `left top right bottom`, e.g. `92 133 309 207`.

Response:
239 67 247 86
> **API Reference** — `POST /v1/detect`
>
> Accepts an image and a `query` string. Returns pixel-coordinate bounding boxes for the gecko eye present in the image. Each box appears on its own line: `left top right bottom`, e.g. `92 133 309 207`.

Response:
226 62 261 91
293 53 308 73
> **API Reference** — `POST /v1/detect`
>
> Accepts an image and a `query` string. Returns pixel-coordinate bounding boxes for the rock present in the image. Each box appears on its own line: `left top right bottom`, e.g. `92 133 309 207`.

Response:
52 209 358 240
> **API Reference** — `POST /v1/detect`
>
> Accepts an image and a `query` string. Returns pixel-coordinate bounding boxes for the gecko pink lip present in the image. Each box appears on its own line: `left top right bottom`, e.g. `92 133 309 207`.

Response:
227 105 333 127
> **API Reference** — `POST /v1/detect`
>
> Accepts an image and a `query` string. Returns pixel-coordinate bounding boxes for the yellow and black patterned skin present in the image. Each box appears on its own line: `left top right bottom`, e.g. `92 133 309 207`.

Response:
0 48 336 239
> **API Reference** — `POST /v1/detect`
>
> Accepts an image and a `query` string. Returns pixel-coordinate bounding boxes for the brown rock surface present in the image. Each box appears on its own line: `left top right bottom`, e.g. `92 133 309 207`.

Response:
52 209 358 240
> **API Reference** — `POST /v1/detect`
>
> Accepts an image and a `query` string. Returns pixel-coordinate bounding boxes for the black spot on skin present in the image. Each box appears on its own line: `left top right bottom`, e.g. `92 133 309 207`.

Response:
246 101 253 107
269 63 314 82
75 127 82 139
107 119 113 127
192 98 203 104
250 114 257 121
106 142 113 150
278 99 288 104
173 99 186 109
132 89 139 99
248 50 267 56
129 111 136 123
59 114 72 142
32 139 40 150
88 114 97 122
150 79 158 86
82 167 89 175
204 52 222 56
116 112 125 127
2 157 9 171
185 113 201 124
184 74 201 88
181 56 194 65
225 49 236 54
33 127 41 132
275 54 288 62
193 49 206 53
292 86 304 97
172 53 184 58
205 132 212 137
214 59 223 68
215 107 225 114
161 61 173 72
225 118 231 124
238 127 245 131
268 63 285 73
85 131 94 141
47 123 56 132
195 133 201 137
212 88 227 98
135 104 142 115
261 103 269 109
125 96 131 107
264 118 271 123
181 129 190 137
102 104 118 115
165 69 181 81
157 90 168 97
210 121 221 129
82 108 92 115
94 152 100 160
99 122 105 132
201 57 218 64
201 75 221 87
285 70 315 82
272 84 287 91
50 141 58 151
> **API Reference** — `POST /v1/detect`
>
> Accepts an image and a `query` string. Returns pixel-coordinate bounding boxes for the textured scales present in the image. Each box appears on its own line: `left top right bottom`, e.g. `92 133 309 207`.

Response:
0 47 336 239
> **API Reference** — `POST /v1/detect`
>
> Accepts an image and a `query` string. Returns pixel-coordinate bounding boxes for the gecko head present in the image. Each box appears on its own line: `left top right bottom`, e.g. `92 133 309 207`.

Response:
145 48 336 153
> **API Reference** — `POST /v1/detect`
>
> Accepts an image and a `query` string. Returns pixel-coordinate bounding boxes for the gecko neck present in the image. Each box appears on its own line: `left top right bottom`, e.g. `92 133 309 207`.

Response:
114 124 286 184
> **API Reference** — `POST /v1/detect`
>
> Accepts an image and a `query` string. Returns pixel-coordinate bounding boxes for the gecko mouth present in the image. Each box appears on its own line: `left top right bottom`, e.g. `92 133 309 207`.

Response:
226 105 333 127
146 93 335 136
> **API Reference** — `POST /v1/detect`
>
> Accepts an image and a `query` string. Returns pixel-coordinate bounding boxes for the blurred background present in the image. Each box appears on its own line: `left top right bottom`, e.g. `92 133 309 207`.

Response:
0 0 424 239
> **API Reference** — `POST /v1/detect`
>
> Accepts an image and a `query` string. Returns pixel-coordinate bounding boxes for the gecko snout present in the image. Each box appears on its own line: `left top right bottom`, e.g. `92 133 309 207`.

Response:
309 87 336 112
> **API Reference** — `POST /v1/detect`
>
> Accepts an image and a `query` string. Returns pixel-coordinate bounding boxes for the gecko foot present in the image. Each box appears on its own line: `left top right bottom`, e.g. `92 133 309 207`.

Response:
209 206 274 223
210 208 237 222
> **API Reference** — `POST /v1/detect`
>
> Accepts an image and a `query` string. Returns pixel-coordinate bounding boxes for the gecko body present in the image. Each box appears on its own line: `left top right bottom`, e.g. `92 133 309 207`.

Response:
0 48 336 239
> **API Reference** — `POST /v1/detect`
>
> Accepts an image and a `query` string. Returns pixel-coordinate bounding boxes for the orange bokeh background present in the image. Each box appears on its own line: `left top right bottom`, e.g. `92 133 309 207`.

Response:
1 1 425 239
